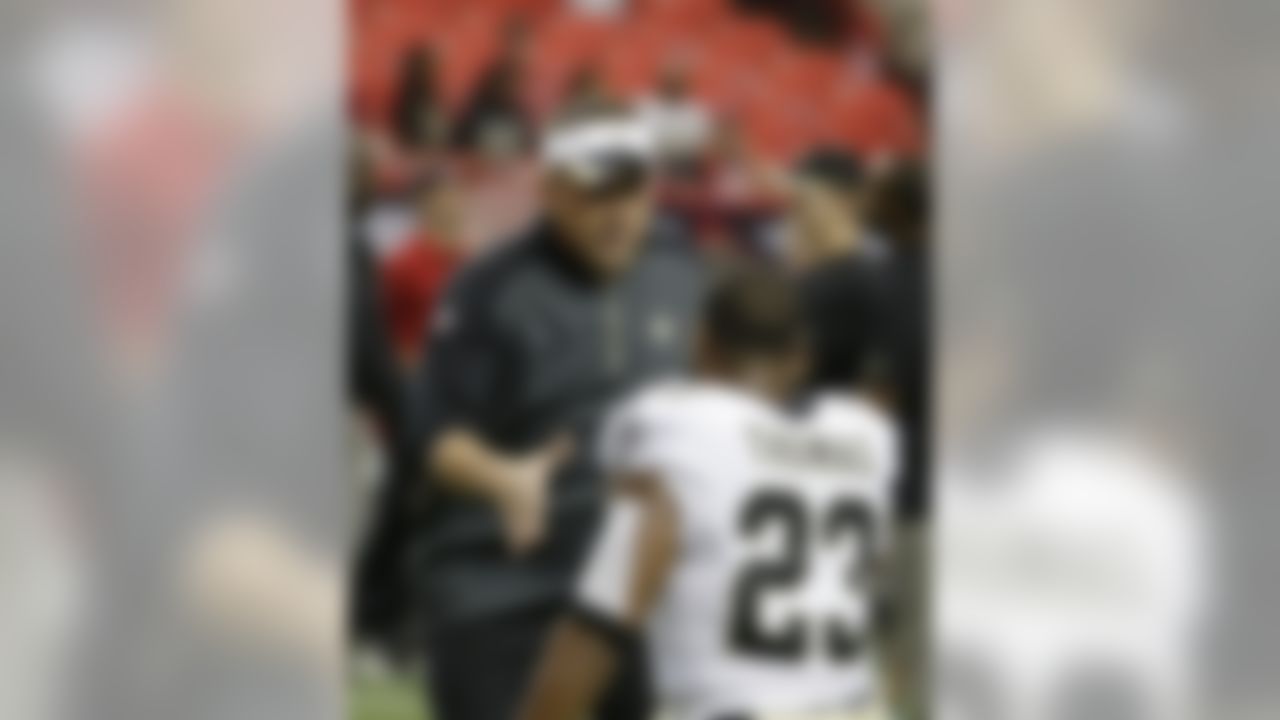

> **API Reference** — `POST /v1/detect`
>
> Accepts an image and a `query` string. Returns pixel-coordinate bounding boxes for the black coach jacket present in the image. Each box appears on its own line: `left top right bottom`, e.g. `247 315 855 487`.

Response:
410 218 706 628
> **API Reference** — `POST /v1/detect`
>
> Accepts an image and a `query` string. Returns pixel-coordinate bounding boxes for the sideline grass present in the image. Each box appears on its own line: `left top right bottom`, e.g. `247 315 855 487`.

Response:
349 662 428 720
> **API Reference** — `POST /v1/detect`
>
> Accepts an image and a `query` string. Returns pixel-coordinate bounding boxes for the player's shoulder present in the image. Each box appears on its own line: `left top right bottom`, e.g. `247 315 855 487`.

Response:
612 378 707 423
808 392 899 463
599 380 714 474
611 379 751 438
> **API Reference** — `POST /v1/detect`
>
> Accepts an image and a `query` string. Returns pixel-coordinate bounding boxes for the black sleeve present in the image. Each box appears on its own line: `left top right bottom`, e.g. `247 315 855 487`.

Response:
415 271 521 464
802 258 895 390
348 235 401 428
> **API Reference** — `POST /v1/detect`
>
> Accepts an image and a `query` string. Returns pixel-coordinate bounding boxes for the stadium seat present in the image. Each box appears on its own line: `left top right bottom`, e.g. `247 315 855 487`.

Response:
600 31 666 97
350 0 924 165
827 76 924 159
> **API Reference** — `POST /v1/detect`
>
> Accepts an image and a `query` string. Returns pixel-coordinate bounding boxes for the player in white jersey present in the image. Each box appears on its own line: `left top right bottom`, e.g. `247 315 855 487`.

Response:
519 265 900 720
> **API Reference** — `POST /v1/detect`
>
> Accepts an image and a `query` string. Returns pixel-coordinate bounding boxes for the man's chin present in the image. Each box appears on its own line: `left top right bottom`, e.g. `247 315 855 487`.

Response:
576 241 633 275
595 250 641 278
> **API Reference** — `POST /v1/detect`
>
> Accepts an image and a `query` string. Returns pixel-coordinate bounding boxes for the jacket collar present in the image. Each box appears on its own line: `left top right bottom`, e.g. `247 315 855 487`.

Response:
531 217 626 288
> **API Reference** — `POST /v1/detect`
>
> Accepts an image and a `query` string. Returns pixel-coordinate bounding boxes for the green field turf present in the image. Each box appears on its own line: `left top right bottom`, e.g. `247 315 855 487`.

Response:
349 666 429 720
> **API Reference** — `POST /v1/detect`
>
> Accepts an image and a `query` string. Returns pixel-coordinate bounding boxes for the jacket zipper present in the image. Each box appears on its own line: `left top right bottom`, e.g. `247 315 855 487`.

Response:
601 290 626 376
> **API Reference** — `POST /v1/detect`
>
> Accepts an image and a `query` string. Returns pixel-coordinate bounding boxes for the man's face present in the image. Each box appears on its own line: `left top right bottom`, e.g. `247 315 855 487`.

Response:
544 174 654 278
786 179 862 271
416 183 462 245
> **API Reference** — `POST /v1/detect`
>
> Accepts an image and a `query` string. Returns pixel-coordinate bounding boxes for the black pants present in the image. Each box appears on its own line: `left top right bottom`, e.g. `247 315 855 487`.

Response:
426 605 651 720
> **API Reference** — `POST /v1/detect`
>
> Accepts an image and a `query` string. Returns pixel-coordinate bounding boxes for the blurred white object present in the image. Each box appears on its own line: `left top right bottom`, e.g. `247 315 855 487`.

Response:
640 93 712 162
569 0 629 20
361 201 416 259
26 20 150 143
0 451 88 720
937 426 1209 720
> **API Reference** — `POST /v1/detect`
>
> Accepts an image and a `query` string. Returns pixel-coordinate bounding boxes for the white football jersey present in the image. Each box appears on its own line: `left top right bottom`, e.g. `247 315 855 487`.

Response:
591 380 899 720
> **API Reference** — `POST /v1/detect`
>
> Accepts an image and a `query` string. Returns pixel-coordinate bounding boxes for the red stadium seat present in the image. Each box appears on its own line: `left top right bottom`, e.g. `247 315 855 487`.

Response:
601 31 666 97
738 89 814 161
642 0 732 27
436 19 501 110
723 18 788 62
350 0 923 164
827 75 925 159
770 50 843 105
538 14 618 65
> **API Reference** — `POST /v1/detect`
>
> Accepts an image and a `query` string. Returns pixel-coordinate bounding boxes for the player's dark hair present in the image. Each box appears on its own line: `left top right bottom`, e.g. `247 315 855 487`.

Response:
704 263 808 360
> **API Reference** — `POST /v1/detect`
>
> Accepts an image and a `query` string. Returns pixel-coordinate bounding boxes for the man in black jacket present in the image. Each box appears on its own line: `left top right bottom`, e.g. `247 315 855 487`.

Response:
412 110 706 720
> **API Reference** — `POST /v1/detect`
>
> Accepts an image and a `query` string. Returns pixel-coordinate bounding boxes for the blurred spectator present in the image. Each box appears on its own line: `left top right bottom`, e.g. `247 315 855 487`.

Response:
738 0 855 48
380 177 465 369
392 45 450 154
453 20 535 159
560 64 616 119
867 160 929 517
869 0 928 102
661 116 784 255
784 148 879 269
787 149 895 397
640 57 712 170
348 136 402 425
569 0 629 20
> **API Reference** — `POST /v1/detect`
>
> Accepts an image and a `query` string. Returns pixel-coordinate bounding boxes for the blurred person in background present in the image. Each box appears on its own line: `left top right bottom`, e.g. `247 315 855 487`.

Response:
864 161 929 517
785 148 879 271
661 116 785 257
380 175 466 370
348 133 404 500
453 18 536 159
411 107 706 720
392 44 450 156
786 149 892 395
560 64 617 119
738 0 855 48
869 0 929 102
865 160 930 720
640 56 712 173
30 0 350 717
349 137 418 658
345 145 422 627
